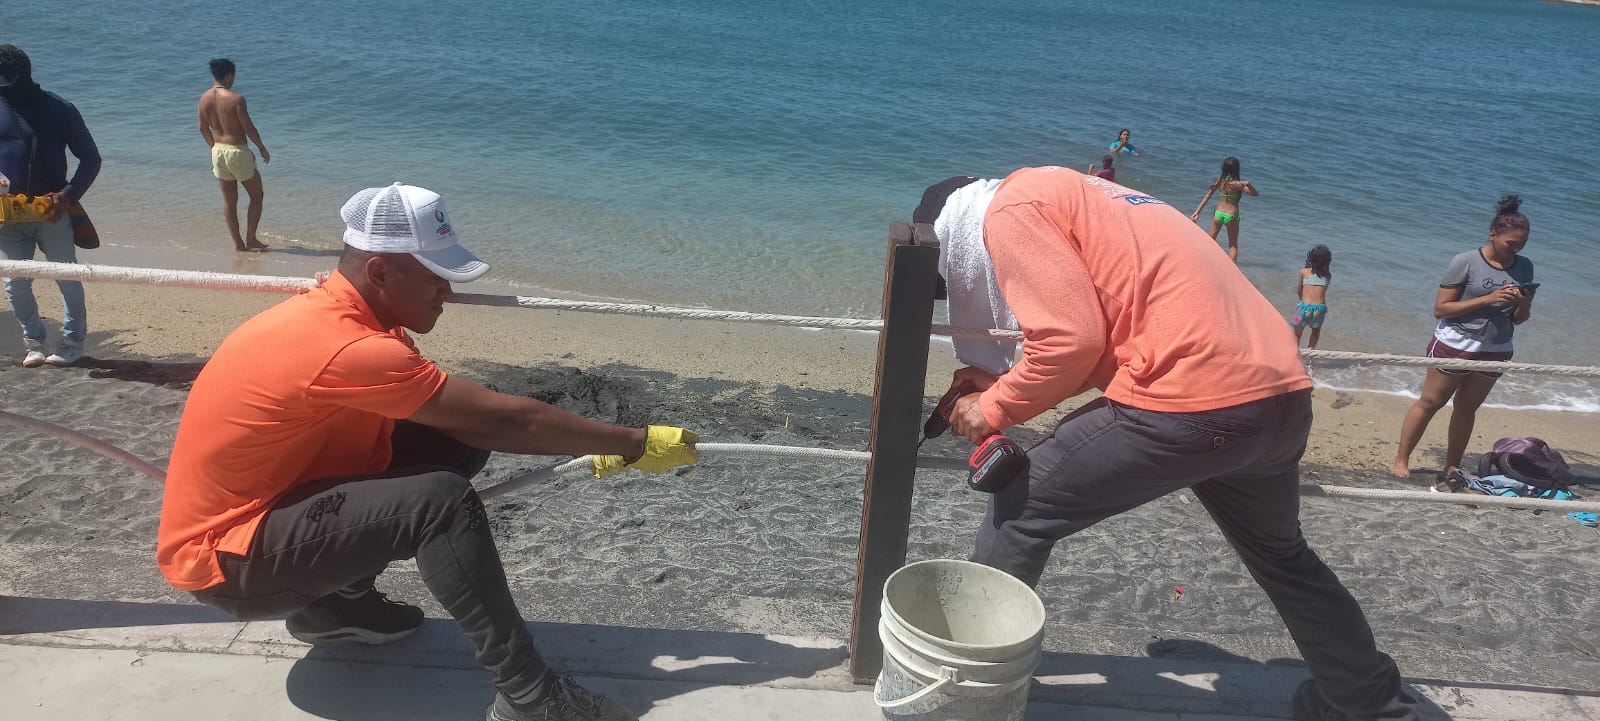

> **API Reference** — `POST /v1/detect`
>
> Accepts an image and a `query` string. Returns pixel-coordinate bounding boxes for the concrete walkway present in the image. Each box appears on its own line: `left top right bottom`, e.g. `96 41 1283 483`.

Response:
2 595 1598 720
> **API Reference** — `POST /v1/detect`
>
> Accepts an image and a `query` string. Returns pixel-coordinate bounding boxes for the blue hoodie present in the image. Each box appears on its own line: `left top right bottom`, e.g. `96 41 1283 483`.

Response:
0 84 101 202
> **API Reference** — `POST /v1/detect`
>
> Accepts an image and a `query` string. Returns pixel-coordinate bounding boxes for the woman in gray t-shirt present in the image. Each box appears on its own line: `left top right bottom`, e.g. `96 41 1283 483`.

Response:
1392 195 1536 484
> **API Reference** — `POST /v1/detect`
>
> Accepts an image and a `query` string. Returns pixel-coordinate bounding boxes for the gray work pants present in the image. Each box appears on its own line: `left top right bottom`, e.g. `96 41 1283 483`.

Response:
974 390 1418 720
193 421 549 699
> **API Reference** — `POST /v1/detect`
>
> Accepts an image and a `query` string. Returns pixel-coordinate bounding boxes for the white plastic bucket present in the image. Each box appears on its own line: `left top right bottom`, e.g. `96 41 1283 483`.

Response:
875 559 1046 720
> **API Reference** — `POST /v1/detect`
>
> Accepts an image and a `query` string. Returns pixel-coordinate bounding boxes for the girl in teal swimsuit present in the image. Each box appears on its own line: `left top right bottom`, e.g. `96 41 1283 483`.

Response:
1190 157 1258 262
1291 245 1332 349
1109 128 1139 156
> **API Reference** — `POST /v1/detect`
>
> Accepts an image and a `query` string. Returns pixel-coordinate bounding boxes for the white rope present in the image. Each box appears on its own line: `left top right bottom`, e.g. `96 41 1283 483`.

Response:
476 443 1600 513
0 259 315 294
1303 484 1600 514
4 259 1599 376
1299 349 1600 377
478 457 591 501
477 443 966 501
450 291 892 333
0 407 1591 515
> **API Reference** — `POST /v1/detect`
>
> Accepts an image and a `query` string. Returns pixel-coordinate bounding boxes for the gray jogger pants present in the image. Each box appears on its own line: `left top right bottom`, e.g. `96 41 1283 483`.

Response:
192 421 550 699
974 389 1417 720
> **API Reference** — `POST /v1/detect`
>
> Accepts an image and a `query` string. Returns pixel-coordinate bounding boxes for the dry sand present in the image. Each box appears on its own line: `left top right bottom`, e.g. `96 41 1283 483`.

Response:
2 258 1598 691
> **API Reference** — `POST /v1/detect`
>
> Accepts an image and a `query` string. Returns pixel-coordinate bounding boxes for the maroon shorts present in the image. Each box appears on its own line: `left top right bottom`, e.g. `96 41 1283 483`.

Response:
1426 338 1513 378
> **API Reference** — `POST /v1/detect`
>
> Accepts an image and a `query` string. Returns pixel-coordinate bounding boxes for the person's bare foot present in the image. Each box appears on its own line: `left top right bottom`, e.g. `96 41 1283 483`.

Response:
1390 459 1411 478
242 238 270 252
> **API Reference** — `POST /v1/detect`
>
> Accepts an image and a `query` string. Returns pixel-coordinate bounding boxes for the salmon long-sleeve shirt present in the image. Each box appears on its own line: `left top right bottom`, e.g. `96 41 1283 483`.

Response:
976 166 1310 430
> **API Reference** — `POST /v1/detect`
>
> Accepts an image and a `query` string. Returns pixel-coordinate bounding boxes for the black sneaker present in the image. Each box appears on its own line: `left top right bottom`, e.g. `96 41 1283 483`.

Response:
486 675 639 721
285 589 423 645
1292 679 1348 721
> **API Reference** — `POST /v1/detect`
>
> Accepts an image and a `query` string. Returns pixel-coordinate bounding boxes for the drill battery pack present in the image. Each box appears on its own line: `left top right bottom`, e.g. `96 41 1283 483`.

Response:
967 434 1028 493
925 385 1031 494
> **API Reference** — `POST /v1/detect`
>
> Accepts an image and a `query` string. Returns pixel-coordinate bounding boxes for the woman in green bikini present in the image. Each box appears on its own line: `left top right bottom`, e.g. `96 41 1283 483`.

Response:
1190 157 1257 262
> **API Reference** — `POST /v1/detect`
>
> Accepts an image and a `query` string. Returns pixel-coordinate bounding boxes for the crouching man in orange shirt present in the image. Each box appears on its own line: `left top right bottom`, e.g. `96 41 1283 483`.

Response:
157 183 687 721
920 167 1418 721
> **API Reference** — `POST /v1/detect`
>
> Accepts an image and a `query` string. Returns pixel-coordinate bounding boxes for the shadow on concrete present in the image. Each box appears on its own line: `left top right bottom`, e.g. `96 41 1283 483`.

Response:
3 596 1594 720
282 619 847 720
1023 639 1467 720
0 595 235 634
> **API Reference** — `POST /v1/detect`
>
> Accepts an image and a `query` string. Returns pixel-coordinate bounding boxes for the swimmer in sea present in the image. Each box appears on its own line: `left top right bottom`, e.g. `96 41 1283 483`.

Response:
1109 128 1139 157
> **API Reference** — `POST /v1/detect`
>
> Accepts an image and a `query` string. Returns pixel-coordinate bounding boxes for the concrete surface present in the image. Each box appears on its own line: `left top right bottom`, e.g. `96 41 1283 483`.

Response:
3 594 1598 720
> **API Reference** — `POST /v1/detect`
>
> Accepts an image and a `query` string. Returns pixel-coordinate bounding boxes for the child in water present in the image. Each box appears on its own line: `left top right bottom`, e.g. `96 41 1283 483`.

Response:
1291 245 1332 348
1109 128 1138 156
1191 157 1258 262
1086 154 1115 182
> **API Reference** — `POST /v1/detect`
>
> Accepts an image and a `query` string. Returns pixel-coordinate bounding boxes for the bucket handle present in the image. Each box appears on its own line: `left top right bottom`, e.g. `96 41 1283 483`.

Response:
874 665 959 711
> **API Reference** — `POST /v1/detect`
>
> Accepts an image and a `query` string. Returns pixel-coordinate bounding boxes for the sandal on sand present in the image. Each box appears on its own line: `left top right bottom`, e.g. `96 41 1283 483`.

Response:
1430 469 1472 494
1570 512 1599 528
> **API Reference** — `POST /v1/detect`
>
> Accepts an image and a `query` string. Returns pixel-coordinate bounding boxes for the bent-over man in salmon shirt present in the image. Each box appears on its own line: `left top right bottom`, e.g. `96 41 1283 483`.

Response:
921 167 1419 721
157 183 684 721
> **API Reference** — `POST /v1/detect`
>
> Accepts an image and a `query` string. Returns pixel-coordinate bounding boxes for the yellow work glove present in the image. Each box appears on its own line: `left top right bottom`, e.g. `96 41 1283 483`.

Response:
592 425 699 478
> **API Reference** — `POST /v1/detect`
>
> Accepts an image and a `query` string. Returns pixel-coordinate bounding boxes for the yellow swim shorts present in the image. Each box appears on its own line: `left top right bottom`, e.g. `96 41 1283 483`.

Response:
210 143 258 182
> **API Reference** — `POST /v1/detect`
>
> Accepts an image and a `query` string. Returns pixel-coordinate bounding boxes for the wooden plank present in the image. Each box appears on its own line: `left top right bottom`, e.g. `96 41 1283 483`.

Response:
849 221 940 683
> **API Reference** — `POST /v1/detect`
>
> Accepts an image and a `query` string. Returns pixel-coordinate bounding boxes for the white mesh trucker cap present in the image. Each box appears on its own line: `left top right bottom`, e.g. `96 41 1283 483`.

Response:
340 183 490 283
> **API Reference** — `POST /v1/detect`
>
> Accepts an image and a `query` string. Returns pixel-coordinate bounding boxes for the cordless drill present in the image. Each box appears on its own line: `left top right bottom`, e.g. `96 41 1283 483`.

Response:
922 385 1029 493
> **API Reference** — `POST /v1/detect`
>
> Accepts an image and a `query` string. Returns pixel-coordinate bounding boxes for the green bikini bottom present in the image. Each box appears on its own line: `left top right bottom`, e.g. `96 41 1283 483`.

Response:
1214 209 1240 224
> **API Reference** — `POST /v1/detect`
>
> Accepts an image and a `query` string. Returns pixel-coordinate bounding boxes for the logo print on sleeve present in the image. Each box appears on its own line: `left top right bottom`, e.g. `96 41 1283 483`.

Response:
1122 195 1166 206
1083 174 1166 206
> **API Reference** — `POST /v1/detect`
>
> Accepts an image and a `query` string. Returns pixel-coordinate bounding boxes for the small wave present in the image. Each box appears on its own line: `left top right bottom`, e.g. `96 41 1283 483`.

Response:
1309 363 1600 414
257 231 336 250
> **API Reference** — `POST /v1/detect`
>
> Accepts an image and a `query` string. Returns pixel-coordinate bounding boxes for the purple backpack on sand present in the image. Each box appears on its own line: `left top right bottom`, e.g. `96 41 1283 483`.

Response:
1477 437 1575 490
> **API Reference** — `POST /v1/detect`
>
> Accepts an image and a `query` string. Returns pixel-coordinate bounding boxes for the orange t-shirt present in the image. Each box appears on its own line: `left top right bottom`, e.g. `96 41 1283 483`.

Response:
157 270 448 591
977 166 1311 429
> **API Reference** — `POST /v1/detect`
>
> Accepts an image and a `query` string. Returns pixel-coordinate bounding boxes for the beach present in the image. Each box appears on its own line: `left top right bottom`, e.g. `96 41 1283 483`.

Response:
2 267 1597 694
5 1 1599 717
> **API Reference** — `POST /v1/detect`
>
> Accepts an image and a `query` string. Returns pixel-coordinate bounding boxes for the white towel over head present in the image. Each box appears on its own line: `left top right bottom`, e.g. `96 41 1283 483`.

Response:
934 178 1017 376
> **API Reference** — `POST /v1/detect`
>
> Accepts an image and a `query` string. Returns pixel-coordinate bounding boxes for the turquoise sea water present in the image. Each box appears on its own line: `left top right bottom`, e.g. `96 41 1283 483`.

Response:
14 0 1600 408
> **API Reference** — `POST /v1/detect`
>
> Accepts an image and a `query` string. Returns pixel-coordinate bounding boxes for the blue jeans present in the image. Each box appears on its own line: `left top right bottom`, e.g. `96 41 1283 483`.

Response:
0 216 86 347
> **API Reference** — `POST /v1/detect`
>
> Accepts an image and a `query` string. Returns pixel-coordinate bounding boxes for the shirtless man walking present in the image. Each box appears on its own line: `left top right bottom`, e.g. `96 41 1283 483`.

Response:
198 57 270 252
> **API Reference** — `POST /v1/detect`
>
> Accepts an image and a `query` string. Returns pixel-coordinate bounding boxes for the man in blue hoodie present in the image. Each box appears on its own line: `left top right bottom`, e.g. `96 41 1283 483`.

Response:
0 44 101 367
